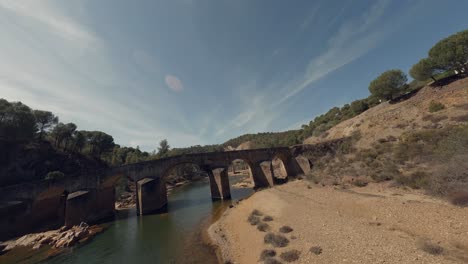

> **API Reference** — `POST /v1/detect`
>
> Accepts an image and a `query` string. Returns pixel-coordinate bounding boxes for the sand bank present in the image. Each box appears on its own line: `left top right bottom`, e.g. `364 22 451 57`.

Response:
209 180 468 263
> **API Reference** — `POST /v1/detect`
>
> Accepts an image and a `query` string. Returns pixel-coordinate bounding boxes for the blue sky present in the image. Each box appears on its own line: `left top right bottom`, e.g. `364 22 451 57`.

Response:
1 0 467 151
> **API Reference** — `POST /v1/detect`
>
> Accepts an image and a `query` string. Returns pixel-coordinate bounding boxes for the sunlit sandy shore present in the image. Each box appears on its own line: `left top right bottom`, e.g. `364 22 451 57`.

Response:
209 180 468 264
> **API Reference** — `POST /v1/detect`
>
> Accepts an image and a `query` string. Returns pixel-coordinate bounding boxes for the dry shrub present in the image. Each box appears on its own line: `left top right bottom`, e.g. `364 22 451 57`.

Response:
450 114 468 122
429 155 468 196
264 233 289 248
279 250 301 262
257 222 270 232
252 209 263 216
260 249 276 260
422 114 448 123
352 178 368 187
428 101 445 112
263 215 273 222
264 258 283 264
419 240 444 255
248 214 260 226
371 161 400 182
455 103 468 110
395 171 429 189
307 174 320 184
449 191 468 207
310 246 323 255
279 226 293 233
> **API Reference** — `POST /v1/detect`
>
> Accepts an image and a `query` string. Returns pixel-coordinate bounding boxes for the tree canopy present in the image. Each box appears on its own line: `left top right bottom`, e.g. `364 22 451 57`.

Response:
410 30 468 81
157 139 170 158
368 69 407 100
410 58 437 81
33 110 58 139
0 99 37 141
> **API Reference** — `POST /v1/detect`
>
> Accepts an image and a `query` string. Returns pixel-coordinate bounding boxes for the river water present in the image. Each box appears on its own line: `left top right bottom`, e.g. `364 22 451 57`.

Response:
35 175 252 264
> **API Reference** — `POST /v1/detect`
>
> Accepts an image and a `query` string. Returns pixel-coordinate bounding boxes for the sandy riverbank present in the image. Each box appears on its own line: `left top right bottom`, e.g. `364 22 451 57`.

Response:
209 180 468 264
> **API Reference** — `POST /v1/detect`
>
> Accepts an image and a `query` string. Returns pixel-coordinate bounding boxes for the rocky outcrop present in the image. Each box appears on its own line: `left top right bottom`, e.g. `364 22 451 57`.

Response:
1 222 104 253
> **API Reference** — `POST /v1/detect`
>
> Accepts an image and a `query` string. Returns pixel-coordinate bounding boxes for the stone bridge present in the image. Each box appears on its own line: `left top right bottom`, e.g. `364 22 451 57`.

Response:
0 147 311 240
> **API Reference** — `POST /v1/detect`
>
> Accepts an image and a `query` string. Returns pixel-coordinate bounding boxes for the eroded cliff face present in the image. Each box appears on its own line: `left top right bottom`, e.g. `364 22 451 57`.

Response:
0 140 107 187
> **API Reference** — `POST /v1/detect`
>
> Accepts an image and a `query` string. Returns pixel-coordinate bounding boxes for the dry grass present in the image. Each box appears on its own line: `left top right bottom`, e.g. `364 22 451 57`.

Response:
260 249 277 260
310 246 323 255
279 250 301 262
264 233 290 248
279 226 294 233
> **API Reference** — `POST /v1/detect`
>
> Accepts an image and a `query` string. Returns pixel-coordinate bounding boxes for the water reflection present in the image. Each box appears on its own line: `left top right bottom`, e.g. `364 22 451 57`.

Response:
39 175 252 264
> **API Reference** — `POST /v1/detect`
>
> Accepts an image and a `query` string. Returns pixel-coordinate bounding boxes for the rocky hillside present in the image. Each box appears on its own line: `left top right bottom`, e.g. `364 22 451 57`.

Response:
297 77 468 204
304 77 468 148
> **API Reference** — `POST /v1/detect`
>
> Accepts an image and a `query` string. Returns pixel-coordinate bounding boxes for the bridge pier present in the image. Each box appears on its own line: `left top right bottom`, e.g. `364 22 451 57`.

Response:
136 177 167 215
294 155 311 174
65 188 115 227
208 167 231 200
251 161 274 188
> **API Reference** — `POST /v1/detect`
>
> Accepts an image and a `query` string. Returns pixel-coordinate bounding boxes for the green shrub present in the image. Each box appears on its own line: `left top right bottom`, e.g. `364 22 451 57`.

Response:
263 215 273 222
44 171 65 181
428 101 445 112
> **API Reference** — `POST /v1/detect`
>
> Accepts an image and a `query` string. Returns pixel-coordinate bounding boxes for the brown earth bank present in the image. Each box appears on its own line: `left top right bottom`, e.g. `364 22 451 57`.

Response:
209 180 468 264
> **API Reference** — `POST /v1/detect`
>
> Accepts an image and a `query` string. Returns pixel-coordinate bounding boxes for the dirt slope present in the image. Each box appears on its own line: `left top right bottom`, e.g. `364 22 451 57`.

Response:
304 77 468 149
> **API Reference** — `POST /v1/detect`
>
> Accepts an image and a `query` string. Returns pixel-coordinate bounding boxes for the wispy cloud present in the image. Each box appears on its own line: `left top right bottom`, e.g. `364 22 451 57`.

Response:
217 0 392 138
279 0 391 104
0 1 200 150
0 0 97 46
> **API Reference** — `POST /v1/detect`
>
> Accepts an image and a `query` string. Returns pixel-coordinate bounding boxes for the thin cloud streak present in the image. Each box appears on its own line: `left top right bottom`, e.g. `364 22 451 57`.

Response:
217 0 392 138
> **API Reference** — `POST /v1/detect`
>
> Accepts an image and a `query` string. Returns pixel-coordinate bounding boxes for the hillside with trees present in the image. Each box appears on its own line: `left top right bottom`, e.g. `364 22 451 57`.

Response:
1 30 467 191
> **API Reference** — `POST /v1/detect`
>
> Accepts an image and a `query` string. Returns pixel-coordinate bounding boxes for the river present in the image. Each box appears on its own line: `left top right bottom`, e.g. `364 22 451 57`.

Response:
36 175 252 264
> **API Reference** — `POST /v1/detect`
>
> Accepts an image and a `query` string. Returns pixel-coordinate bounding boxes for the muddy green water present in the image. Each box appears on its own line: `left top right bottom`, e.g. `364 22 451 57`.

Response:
11 176 252 264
